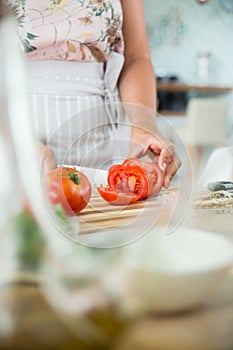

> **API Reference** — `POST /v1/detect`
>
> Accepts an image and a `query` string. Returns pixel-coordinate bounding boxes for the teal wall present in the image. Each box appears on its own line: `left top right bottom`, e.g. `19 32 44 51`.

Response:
144 0 233 86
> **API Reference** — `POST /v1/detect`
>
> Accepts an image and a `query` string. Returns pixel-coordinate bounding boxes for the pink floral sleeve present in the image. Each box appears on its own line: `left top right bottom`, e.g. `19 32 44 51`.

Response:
6 0 124 62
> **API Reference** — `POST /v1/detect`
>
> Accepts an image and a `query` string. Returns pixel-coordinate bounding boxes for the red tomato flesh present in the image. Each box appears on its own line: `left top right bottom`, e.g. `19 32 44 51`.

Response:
97 158 164 205
108 165 149 200
123 158 164 196
97 187 139 205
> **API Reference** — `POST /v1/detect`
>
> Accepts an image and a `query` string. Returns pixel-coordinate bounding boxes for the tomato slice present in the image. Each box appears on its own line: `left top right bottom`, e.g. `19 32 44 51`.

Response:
97 187 139 205
108 165 149 200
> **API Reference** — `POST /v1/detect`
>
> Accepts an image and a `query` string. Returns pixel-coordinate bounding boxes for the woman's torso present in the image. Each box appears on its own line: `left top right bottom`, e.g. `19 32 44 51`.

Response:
7 0 124 62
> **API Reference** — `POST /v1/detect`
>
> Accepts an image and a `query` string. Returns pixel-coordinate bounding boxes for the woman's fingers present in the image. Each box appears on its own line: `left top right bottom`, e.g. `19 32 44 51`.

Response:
150 141 181 188
163 154 182 188
158 142 174 169
129 133 181 188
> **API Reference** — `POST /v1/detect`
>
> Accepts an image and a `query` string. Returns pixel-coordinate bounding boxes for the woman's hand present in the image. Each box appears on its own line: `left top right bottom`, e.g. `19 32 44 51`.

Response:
37 142 56 175
129 127 181 188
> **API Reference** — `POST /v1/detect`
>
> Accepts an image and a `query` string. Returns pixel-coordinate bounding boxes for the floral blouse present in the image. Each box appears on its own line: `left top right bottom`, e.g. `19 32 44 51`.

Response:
6 0 124 62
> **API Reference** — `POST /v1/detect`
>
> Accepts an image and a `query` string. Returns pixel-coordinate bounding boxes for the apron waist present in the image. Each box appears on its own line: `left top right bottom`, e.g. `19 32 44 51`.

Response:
26 52 125 97
26 60 105 96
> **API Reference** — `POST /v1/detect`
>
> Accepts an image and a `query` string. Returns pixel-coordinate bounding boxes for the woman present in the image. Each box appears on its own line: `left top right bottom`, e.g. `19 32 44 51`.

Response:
9 0 181 188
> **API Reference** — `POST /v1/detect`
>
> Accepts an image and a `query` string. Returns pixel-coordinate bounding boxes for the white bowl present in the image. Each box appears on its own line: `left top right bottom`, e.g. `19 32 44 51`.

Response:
104 227 233 315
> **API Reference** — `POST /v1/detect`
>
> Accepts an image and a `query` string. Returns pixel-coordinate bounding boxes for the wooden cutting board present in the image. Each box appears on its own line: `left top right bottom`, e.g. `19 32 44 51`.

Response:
78 188 178 235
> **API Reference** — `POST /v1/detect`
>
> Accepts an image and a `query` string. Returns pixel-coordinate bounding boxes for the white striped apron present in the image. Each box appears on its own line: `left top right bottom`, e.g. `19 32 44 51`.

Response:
26 52 130 169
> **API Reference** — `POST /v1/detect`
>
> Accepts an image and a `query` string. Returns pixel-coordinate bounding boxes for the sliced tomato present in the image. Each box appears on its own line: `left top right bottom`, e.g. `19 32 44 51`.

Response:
97 158 164 205
123 158 164 196
97 187 139 205
108 164 149 200
141 162 164 196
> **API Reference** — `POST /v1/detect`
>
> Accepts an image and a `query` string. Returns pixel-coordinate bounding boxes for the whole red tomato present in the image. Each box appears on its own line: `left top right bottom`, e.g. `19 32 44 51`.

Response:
45 167 92 216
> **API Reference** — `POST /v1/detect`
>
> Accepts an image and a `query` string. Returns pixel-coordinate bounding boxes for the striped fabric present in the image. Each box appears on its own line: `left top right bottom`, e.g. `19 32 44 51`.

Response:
26 52 130 169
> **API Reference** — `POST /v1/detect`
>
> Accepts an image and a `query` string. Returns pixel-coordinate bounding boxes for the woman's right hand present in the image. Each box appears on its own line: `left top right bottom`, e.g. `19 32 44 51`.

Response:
38 142 56 175
129 126 181 188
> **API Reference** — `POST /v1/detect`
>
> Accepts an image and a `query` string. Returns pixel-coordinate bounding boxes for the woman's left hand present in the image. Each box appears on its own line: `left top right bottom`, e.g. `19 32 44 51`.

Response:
38 142 57 175
129 127 181 188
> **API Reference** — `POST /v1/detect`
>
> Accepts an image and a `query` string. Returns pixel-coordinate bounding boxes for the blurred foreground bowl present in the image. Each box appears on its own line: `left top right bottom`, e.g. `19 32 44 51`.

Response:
104 227 233 315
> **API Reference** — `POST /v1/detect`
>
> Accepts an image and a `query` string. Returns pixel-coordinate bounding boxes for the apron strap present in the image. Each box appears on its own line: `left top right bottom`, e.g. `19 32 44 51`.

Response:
104 52 125 127
104 52 130 161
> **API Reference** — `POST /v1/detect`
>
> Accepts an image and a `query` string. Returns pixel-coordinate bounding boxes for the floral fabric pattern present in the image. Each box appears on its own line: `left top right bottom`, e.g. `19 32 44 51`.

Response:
5 0 124 62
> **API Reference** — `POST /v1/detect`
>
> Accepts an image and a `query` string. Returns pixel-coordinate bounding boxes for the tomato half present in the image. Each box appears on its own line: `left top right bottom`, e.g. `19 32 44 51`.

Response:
45 167 92 216
97 158 164 205
123 158 164 196
97 187 139 205
108 164 149 200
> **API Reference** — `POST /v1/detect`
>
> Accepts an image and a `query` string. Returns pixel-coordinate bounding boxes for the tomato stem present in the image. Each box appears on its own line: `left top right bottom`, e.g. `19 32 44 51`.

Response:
67 168 81 185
